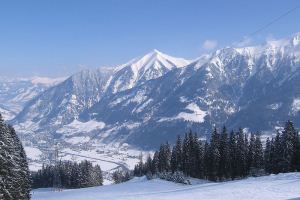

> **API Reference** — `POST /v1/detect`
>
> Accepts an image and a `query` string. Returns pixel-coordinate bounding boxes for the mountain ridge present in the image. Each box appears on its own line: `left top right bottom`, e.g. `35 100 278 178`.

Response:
9 33 300 152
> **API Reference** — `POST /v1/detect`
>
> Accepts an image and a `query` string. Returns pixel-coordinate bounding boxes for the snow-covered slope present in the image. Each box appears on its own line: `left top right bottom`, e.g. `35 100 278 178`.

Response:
31 173 300 200
13 68 113 129
0 76 65 120
106 49 190 93
0 105 16 121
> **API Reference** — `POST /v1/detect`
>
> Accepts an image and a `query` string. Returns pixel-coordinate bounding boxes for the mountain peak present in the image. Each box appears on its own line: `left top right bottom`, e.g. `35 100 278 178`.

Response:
151 49 162 54
108 50 191 93
146 49 173 60
115 50 190 73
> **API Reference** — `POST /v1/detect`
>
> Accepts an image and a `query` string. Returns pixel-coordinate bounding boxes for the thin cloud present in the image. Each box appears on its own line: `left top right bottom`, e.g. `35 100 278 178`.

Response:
202 40 218 50
233 36 252 47
78 64 89 70
266 34 275 42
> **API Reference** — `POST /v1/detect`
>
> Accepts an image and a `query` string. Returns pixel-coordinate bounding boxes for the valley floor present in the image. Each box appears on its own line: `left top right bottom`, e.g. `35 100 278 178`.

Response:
32 172 300 200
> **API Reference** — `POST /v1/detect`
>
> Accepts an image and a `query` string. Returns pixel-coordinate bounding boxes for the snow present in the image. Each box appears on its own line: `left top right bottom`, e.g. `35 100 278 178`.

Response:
123 122 141 129
292 34 300 46
159 103 207 123
224 105 236 114
30 76 66 86
14 120 40 132
110 96 130 107
267 103 282 110
291 98 300 115
193 54 211 70
70 95 78 105
65 136 90 144
59 148 121 172
111 49 191 93
32 173 300 200
115 49 190 73
0 106 15 120
176 103 207 122
57 120 106 135
24 147 42 160
25 143 147 176
127 91 147 104
179 96 188 103
133 99 153 113
29 162 43 172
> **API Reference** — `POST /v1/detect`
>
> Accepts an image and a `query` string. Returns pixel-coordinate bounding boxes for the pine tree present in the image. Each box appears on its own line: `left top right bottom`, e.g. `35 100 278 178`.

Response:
158 143 171 172
165 142 171 172
208 127 220 181
170 145 177 173
112 170 123 184
32 160 104 189
130 121 299 183
263 121 299 174
144 155 153 175
135 152 143 176
264 137 272 173
294 133 300 171
194 133 204 179
170 135 182 173
189 132 200 178
218 126 229 180
182 133 190 175
228 130 237 179
90 165 103 186
281 120 298 172
151 151 159 174
112 169 131 184
236 128 247 177
244 132 249 171
70 162 80 188
0 114 31 199
253 133 264 170
247 133 256 172
203 141 210 180
158 144 165 172
272 132 284 173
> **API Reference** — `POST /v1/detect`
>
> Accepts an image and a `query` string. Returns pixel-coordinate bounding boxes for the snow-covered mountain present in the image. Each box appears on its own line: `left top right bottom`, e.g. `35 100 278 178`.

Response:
12 50 190 129
78 34 300 148
9 34 300 163
106 49 190 94
13 69 114 131
0 76 65 120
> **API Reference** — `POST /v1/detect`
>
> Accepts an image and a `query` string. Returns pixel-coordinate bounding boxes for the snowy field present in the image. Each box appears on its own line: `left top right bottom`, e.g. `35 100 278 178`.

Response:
25 142 151 183
32 173 300 200
25 142 149 173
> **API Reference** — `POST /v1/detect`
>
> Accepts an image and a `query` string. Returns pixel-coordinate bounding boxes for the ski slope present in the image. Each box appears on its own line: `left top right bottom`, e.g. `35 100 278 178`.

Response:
32 173 300 200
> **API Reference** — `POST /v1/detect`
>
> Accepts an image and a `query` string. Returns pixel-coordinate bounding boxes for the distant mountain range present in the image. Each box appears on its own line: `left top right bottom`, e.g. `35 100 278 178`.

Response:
5 33 300 152
0 76 65 120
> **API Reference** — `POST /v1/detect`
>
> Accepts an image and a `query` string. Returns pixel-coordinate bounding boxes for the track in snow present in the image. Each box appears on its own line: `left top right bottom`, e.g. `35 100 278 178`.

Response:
59 150 130 172
34 146 130 172
32 172 300 200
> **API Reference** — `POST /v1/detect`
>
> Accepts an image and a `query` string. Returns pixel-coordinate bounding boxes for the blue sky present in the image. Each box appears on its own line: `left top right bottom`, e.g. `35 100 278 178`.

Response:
0 0 300 77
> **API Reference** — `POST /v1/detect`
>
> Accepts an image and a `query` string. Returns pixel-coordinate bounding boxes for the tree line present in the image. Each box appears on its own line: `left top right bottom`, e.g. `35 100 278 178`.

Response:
134 120 300 182
31 160 103 189
0 114 31 200
111 169 131 184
